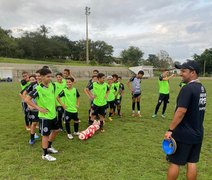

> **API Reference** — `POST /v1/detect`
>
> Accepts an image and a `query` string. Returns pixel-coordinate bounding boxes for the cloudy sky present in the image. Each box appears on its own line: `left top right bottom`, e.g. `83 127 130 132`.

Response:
0 0 212 62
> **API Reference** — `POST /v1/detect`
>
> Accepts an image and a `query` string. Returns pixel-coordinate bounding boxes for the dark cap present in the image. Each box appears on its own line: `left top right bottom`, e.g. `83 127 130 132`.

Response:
175 60 200 74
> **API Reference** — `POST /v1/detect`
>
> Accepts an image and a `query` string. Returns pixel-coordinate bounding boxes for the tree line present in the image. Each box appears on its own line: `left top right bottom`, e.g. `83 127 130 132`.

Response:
0 25 211 75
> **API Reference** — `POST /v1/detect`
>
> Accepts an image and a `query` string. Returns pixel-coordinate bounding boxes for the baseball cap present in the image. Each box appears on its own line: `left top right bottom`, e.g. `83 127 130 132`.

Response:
175 60 200 74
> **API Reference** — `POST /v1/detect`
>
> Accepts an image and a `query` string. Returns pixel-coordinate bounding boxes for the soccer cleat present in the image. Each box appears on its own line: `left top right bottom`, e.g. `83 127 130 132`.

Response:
108 117 113 121
100 128 105 133
161 114 165 118
47 147 58 154
34 133 39 139
73 132 80 136
152 114 157 118
67 134 74 139
29 139 35 145
25 126 31 131
138 113 141 117
42 154 56 161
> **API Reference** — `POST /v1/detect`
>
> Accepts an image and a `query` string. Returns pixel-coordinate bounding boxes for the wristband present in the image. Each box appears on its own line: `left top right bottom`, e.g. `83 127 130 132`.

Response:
168 129 173 132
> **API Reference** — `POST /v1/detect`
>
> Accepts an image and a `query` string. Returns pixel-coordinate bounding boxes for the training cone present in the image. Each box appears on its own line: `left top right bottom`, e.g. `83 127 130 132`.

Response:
162 138 177 155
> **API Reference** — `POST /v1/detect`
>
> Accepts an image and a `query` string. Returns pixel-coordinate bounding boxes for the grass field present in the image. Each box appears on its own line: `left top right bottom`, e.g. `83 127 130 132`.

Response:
0 57 89 66
0 78 211 180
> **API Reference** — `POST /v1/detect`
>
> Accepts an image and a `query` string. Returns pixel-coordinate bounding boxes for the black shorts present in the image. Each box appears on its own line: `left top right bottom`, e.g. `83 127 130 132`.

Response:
107 100 115 109
21 102 29 114
166 141 202 165
56 106 64 114
132 93 141 99
40 118 59 136
28 110 39 122
64 111 79 122
92 104 107 117
115 97 122 105
158 94 169 103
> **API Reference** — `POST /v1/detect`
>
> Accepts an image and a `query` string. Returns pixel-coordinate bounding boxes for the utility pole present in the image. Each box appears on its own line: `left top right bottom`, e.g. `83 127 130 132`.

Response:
85 6 90 64
203 59 206 77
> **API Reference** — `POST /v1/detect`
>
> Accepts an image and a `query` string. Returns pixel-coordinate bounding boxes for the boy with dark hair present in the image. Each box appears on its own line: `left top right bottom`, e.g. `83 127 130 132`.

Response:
84 75 98 125
127 70 144 117
152 70 175 118
25 68 59 161
55 72 66 131
117 76 125 116
87 73 109 132
20 71 31 130
56 77 80 140
21 70 42 144
106 75 117 121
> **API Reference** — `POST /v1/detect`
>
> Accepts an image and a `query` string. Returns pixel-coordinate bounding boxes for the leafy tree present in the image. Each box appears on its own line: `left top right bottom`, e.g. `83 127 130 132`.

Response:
157 50 173 69
91 40 114 64
120 46 144 66
193 48 212 75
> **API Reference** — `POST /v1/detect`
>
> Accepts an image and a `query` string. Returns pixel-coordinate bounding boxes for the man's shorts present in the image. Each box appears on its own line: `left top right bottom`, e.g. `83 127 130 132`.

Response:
158 94 169 103
115 97 122 105
28 110 39 122
92 104 107 117
107 100 115 109
40 118 59 136
56 106 64 114
64 111 79 122
166 141 202 165
132 93 141 99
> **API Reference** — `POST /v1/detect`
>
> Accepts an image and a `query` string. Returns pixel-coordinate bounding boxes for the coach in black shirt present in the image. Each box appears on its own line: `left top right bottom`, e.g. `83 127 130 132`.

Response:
164 60 206 180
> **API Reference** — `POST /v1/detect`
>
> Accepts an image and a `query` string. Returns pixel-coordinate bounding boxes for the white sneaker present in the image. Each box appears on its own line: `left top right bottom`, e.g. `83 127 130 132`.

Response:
73 132 80 136
67 134 74 139
42 154 56 161
47 147 58 154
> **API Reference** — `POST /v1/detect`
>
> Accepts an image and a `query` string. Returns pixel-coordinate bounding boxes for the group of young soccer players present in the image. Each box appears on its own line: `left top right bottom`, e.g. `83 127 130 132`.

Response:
19 67 127 161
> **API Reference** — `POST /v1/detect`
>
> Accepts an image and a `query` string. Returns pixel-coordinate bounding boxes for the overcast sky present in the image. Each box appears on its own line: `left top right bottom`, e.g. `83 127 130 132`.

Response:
0 0 212 62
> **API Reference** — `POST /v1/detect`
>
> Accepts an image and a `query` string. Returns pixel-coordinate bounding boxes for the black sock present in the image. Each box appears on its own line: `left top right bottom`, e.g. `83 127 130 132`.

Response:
43 148 48 156
74 123 79 132
100 121 103 128
162 102 168 114
109 112 112 117
65 122 71 134
88 120 93 126
48 141 52 148
118 109 121 115
137 102 140 111
154 102 162 115
132 102 135 111
31 133 35 141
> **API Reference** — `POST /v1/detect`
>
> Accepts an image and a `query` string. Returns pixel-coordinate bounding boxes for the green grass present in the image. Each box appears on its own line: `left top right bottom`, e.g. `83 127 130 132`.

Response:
0 78 211 180
0 57 90 66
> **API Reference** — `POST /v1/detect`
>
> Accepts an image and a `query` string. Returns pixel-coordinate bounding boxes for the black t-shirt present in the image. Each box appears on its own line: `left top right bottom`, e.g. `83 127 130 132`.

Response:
172 82 206 144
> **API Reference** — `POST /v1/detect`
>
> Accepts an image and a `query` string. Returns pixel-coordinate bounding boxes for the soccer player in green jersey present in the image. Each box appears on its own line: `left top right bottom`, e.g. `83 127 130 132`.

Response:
55 73 66 131
106 75 117 121
20 71 31 130
87 73 110 132
56 77 80 140
25 68 59 162
152 69 175 118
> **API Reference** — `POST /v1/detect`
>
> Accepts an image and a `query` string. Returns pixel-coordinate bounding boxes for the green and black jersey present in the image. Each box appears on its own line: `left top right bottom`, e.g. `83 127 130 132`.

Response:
88 82 109 106
20 80 30 90
55 81 66 106
28 83 56 120
158 75 169 94
58 87 80 113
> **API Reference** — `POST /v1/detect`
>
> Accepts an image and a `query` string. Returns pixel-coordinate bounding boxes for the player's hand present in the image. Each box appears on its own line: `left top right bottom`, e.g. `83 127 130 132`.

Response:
164 131 172 140
171 74 175 77
62 105 67 110
76 105 79 108
90 95 96 99
38 107 48 114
